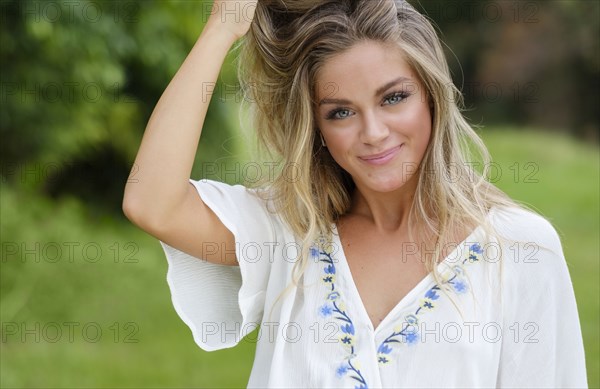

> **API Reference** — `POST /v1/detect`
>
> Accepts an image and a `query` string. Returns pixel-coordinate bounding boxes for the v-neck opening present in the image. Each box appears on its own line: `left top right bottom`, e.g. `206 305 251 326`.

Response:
331 222 484 333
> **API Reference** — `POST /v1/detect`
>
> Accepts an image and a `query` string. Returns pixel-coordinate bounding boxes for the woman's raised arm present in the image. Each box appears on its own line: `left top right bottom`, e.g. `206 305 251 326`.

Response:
122 1 257 265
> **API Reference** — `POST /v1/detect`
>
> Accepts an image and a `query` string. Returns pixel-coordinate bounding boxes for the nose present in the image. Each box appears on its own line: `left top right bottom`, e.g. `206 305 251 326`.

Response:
360 110 390 145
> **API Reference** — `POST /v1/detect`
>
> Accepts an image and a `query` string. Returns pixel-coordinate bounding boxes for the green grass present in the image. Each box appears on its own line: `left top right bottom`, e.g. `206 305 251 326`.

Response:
1 128 598 388
481 128 599 387
0 188 257 388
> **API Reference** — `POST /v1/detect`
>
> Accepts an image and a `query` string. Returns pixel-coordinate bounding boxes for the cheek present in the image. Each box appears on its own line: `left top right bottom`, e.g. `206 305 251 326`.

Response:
326 134 353 159
393 104 432 142
322 133 358 171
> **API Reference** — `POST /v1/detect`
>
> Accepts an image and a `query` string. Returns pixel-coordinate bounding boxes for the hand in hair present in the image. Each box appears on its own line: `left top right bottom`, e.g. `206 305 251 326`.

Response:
206 0 259 41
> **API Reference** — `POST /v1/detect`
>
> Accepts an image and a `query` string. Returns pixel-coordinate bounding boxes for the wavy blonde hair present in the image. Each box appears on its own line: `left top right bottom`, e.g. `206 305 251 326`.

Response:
236 0 522 320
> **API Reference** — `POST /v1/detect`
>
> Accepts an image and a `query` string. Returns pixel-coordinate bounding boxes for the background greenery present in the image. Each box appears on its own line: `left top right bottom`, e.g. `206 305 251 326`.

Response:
1 0 598 387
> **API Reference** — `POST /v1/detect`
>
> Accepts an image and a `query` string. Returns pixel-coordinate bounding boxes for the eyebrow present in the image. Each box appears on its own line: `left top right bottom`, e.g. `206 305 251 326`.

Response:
318 76 412 106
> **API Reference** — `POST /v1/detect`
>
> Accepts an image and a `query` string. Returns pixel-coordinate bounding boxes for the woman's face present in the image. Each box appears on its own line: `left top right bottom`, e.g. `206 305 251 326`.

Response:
314 40 432 194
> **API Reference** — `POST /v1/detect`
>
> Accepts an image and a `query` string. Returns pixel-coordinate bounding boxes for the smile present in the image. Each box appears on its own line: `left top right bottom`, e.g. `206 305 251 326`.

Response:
359 145 403 165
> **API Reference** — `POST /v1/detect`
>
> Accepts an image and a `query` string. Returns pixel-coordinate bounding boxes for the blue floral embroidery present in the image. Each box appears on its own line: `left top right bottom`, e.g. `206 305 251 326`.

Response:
323 274 335 283
453 280 468 294
313 239 369 389
425 289 439 299
336 363 349 377
310 246 320 258
376 242 484 365
319 304 333 318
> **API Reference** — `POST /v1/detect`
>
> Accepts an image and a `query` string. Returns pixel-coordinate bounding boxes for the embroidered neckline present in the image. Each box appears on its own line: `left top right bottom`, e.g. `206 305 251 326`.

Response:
314 233 484 384
376 243 484 365
312 239 369 389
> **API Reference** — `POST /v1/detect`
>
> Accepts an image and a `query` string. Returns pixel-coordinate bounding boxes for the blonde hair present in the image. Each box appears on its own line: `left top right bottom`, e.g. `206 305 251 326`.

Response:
237 0 523 320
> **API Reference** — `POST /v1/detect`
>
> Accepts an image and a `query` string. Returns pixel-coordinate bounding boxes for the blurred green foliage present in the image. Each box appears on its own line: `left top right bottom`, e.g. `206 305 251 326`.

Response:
1 0 243 214
1 0 598 215
414 0 599 139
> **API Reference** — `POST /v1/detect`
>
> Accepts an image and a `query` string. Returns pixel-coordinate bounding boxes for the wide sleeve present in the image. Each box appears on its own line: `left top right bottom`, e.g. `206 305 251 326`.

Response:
159 179 277 352
494 209 588 388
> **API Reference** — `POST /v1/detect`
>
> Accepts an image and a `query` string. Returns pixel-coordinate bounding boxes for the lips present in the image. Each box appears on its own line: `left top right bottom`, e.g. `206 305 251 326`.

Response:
359 145 402 165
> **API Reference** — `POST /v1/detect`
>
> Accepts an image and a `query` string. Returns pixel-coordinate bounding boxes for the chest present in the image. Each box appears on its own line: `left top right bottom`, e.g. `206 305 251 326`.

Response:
336 224 431 330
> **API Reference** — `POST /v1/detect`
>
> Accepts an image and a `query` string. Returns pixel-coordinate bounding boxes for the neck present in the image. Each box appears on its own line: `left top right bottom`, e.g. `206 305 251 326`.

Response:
348 174 419 233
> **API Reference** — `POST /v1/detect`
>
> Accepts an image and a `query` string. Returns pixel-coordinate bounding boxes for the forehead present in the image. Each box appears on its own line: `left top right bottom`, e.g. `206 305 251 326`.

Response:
315 40 419 98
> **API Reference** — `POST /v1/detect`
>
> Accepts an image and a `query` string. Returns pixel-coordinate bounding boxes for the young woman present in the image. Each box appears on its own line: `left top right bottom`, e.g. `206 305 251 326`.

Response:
123 0 588 387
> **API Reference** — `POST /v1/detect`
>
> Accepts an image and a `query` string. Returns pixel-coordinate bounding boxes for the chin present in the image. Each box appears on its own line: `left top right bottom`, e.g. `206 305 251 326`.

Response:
364 176 409 193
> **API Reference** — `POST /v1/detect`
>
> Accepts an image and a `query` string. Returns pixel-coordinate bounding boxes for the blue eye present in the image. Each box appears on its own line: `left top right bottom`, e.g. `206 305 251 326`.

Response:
384 91 410 105
326 109 353 120
324 91 411 120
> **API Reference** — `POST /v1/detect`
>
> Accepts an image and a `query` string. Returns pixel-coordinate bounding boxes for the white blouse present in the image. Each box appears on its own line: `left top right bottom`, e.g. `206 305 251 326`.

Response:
159 179 588 388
